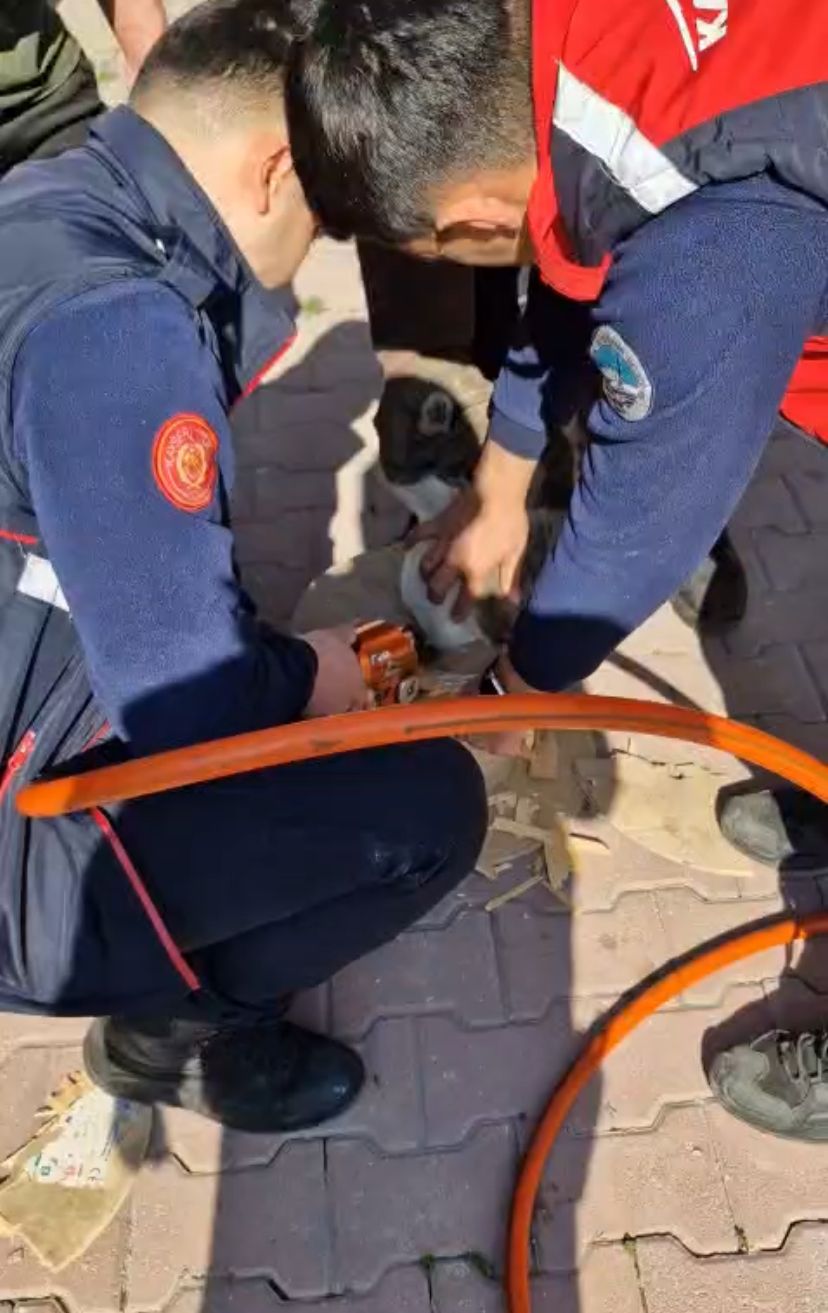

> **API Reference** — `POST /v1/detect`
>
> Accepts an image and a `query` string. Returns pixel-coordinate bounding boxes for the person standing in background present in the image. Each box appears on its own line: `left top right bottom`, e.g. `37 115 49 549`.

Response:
0 0 166 172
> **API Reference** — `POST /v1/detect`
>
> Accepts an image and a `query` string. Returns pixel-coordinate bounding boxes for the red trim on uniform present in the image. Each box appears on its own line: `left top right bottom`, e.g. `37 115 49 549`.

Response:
234 333 297 407
0 729 37 806
528 0 828 304
563 0 828 153
2 731 198 990
0 528 38 546
781 336 828 449
89 807 201 992
526 0 609 301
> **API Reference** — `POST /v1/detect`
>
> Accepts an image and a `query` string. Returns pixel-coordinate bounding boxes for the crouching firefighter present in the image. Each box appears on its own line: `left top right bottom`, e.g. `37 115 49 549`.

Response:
0 0 486 1133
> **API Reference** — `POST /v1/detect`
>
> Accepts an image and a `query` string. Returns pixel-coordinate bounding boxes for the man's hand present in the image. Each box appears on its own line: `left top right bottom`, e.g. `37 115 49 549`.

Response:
409 441 535 616
408 485 479 618
301 627 371 718
98 1 166 79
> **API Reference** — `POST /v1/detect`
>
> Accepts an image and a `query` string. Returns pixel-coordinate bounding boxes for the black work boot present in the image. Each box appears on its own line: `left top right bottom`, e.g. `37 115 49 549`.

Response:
84 1016 364 1133
671 529 748 633
718 787 828 873
709 1030 828 1141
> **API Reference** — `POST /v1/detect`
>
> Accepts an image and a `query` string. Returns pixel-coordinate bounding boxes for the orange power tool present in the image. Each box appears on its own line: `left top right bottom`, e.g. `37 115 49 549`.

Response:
352 621 420 706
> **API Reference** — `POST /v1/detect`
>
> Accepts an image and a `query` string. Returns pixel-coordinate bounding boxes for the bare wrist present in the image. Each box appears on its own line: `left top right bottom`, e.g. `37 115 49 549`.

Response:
475 439 537 506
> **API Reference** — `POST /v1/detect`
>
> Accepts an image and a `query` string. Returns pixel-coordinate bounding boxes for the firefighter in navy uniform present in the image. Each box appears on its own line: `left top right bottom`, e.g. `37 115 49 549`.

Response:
286 0 828 1138
0 0 486 1133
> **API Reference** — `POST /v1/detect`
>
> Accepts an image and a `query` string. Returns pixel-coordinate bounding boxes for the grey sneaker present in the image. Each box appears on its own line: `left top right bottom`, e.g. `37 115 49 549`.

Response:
718 787 828 873
709 1030 828 1141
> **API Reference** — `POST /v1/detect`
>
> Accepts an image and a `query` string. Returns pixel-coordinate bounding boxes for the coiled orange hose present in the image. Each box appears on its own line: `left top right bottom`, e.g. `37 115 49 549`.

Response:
15 693 828 1313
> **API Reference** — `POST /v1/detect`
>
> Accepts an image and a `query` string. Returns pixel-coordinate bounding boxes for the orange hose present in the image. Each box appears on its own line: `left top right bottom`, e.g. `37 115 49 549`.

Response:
16 693 828 816
506 910 828 1312
14 692 828 1313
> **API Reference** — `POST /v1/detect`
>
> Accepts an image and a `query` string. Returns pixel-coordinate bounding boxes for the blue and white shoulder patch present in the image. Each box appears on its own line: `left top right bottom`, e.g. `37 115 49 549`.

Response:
589 325 653 422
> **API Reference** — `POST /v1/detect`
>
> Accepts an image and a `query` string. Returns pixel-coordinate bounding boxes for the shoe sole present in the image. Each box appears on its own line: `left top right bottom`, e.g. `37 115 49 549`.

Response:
717 823 828 876
83 1019 366 1134
709 1069 828 1143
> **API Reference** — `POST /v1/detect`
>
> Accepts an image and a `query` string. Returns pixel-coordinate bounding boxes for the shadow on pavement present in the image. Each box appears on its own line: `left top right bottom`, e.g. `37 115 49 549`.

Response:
231 318 407 629
697 424 828 1073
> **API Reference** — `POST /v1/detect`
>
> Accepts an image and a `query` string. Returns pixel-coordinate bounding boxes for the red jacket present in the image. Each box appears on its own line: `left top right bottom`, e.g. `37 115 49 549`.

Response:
527 0 828 443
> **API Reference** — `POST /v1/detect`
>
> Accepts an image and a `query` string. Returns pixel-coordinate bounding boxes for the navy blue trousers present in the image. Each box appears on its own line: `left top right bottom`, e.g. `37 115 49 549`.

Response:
13 739 486 1021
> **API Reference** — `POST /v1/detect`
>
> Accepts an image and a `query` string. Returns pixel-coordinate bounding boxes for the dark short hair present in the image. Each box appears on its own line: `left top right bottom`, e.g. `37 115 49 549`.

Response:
132 0 304 104
285 0 531 243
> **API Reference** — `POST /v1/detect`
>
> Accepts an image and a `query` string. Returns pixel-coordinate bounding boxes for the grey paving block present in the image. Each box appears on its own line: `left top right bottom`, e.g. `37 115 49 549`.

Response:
732 476 807 533
328 1124 517 1292
126 1143 330 1307
331 911 504 1038
755 529 828 592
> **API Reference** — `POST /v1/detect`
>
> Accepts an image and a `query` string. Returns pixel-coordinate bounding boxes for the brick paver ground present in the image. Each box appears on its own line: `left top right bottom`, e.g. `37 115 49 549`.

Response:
3 8 827 1311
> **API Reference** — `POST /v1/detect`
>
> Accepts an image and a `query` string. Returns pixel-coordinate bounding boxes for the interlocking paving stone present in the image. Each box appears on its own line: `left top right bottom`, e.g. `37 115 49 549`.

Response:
655 888 800 1005
420 985 767 1145
637 1225 828 1313
125 1144 329 1307
430 1248 644 1313
327 1125 517 1292
706 1102 828 1251
331 910 504 1037
0 1214 130 1313
494 891 669 1020
534 1106 738 1271
161 1268 430 1313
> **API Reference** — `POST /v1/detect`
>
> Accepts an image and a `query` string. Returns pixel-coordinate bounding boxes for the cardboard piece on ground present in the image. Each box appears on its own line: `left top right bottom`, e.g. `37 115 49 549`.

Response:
0 1071 152 1270
476 824 540 879
529 731 560 780
576 751 755 875
473 730 607 909
484 872 545 912
291 545 610 907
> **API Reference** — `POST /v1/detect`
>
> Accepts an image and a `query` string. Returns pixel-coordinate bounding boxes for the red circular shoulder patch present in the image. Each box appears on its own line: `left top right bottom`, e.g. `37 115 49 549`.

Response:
151 413 219 513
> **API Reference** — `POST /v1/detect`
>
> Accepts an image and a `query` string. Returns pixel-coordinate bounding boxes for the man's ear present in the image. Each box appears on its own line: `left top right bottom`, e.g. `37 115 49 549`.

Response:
435 193 525 235
256 142 295 216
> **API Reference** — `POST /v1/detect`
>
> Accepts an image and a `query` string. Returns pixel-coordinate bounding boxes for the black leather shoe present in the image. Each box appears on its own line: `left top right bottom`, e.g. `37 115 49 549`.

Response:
718 787 828 873
671 529 748 633
84 1015 365 1133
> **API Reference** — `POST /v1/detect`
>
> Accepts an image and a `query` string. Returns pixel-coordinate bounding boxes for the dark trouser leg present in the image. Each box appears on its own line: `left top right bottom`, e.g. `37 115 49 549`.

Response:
358 242 476 359
75 738 485 1130
109 737 487 1015
16 739 485 1019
